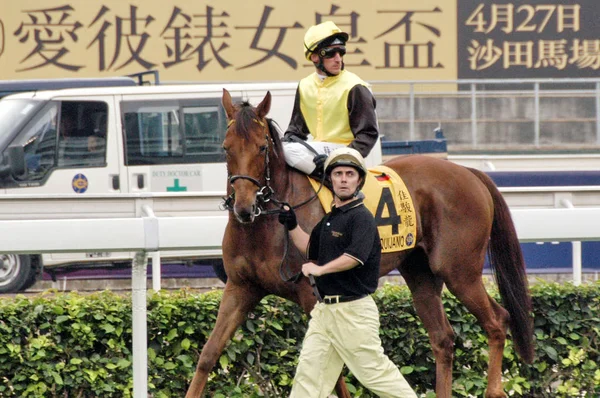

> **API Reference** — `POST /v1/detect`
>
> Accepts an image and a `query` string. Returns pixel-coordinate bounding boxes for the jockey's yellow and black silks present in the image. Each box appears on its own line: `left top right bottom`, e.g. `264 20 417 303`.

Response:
299 70 367 144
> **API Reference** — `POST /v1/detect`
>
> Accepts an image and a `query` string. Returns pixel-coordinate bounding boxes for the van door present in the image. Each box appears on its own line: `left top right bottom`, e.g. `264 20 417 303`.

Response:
6 97 121 195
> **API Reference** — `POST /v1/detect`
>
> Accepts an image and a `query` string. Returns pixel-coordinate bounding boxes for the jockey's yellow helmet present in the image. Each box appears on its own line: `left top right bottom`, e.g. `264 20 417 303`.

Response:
324 147 368 189
303 21 349 61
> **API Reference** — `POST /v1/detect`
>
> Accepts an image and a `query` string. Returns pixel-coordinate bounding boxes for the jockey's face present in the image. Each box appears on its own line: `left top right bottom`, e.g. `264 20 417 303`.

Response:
311 44 345 75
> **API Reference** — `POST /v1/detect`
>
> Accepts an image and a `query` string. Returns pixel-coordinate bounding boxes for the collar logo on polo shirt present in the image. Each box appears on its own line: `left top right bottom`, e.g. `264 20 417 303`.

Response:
331 231 343 238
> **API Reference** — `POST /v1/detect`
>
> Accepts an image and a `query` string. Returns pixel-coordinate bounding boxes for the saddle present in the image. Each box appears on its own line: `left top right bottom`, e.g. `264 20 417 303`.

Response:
308 165 417 253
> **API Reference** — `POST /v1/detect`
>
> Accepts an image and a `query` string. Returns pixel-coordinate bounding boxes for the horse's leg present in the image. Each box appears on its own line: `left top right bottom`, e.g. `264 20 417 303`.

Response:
333 377 351 398
400 251 455 398
444 273 509 398
185 281 263 398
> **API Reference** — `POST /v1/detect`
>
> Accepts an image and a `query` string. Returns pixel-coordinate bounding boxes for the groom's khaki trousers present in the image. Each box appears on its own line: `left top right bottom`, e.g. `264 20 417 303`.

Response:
290 295 417 398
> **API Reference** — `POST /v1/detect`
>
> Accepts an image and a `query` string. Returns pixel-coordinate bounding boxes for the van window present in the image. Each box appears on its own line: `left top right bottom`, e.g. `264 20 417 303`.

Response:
0 99 42 151
183 106 222 155
122 99 227 165
123 102 183 159
13 100 108 181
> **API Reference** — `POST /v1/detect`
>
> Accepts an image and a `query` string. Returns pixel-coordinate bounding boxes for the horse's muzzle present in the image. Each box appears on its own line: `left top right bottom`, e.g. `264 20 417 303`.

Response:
234 203 258 224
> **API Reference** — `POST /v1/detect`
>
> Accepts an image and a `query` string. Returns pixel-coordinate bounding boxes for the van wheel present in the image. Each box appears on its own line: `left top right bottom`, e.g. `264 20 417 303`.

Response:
0 255 34 293
20 255 41 291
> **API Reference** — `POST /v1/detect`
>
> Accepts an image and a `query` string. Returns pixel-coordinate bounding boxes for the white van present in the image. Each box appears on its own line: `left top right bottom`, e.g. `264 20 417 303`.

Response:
0 83 304 292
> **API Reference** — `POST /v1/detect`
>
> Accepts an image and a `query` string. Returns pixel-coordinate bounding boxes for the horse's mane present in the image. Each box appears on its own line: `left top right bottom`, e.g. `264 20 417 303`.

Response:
232 102 256 140
266 118 284 158
233 101 284 161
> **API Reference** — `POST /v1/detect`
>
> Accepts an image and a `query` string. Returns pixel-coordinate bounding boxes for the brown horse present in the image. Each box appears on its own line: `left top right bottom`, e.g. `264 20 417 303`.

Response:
185 89 534 398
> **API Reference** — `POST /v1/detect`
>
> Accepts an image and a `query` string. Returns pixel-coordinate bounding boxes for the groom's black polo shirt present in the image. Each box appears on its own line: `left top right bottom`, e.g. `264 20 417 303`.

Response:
308 198 381 297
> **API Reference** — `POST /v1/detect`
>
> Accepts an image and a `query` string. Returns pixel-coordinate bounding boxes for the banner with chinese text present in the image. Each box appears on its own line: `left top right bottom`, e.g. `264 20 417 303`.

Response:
458 1 600 79
0 1 598 87
0 0 456 85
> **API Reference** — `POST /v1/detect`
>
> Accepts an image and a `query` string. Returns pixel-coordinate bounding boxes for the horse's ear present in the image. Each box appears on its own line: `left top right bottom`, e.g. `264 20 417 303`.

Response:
222 88 235 121
255 91 271 119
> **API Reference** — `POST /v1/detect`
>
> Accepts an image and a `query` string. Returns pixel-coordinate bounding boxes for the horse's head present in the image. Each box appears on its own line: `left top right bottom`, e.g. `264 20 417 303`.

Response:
222 88 281 224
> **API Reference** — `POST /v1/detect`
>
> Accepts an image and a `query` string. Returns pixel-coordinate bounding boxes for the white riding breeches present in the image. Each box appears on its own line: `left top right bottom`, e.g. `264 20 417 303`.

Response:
283 138 382 174
283 141 345 174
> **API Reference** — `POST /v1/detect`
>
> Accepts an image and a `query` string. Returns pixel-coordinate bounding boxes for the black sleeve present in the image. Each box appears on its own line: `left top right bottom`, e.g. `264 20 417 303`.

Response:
344 210 379 265
284 87 311 141
347 85 379 158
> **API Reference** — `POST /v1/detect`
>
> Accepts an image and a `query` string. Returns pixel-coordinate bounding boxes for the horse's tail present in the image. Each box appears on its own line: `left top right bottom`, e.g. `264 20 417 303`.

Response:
469 167 535 364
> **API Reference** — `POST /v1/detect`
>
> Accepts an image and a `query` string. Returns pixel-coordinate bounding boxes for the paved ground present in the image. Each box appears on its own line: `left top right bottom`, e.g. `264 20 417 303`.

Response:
24 272 598 295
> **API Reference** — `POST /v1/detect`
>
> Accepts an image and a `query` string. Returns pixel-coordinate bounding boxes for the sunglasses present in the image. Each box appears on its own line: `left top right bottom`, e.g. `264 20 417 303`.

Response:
319 46 346 59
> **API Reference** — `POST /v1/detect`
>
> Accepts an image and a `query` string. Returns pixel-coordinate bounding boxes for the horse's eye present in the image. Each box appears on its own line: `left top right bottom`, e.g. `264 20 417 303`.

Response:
259 145 267 153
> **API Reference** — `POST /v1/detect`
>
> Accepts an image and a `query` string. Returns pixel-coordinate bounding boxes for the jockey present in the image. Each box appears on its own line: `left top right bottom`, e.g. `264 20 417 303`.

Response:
282 21 380 180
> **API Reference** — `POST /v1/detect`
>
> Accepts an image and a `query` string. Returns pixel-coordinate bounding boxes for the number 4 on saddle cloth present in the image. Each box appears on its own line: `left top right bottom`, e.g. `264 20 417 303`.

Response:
308 165 417 253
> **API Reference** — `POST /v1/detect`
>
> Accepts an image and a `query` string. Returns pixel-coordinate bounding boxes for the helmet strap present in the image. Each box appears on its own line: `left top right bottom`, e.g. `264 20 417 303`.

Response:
314 58 344 77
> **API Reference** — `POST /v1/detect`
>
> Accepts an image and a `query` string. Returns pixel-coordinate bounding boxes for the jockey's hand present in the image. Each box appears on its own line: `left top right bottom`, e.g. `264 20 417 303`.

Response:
313 154 327 168
278 206 298 230
313 154 328 174
282 132 296 142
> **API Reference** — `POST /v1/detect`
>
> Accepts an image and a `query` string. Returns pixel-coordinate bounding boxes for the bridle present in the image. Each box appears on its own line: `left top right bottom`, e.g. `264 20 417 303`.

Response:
220 117 281 217
220 117 324 217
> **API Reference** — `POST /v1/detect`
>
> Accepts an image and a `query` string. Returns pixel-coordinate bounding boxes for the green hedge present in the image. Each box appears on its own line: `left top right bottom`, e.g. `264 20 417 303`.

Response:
1 282 599 397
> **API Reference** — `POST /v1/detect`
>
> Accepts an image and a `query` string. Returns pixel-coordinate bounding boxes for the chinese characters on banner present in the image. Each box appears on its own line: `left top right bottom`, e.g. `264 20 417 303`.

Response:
0 20 4 58
458 1 600 79
1 0 456 82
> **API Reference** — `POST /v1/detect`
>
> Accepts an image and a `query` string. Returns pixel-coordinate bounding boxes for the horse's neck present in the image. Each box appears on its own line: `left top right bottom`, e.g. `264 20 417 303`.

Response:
277 167 325 229
275 165 305 204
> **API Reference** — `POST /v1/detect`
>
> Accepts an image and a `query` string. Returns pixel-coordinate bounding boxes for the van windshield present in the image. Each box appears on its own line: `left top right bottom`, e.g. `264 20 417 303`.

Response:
0 99 43 151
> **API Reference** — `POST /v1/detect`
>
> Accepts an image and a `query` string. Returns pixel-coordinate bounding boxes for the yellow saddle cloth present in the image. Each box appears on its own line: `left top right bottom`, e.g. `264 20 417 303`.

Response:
308 165 417 253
